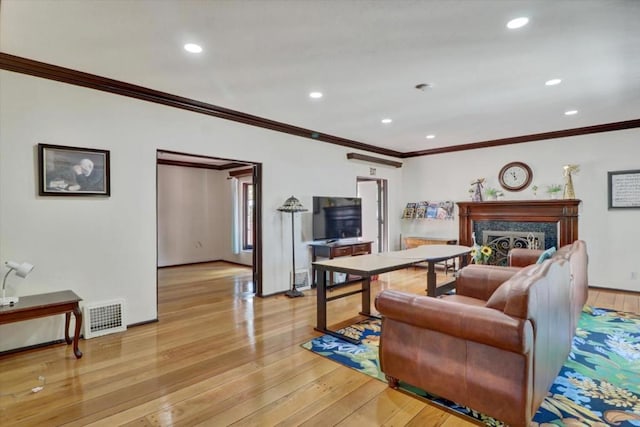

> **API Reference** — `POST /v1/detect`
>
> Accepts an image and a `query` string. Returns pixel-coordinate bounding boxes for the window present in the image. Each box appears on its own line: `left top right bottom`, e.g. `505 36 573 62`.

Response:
242 182 254 250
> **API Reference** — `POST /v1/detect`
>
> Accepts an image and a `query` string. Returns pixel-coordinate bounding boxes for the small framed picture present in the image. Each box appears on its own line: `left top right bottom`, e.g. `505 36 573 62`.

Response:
38 144 110 196
608 169 640 209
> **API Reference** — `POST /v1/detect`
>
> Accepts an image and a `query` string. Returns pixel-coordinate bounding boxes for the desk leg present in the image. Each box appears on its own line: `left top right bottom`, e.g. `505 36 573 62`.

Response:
426 262 437 297
315 269 327 332
72 304 83 359
359 277 371 316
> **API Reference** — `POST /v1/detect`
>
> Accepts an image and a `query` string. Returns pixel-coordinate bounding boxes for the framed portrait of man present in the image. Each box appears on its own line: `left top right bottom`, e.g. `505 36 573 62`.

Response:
38 143 110 196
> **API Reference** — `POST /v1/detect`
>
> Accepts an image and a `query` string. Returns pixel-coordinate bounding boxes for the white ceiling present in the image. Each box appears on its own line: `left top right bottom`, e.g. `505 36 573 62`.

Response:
2 0 639 155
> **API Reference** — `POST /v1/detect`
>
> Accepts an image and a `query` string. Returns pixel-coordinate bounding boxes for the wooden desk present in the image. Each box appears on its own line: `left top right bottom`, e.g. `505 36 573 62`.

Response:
313 245 470 343
0 290 83 358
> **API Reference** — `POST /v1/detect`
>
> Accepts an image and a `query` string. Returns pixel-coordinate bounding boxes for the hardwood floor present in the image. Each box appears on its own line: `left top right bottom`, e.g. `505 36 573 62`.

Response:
1 262 637 426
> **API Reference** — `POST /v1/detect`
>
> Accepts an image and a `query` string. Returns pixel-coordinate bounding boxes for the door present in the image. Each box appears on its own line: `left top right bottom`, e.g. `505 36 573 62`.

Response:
357 178 387 253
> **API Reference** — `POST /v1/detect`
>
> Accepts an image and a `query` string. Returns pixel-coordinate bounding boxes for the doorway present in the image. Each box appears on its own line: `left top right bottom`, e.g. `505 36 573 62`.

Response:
156 150 262 298
357 177 388 253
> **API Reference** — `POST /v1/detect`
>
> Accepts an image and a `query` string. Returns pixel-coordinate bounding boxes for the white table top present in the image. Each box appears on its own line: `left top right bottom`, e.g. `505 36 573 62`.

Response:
312 244 471 275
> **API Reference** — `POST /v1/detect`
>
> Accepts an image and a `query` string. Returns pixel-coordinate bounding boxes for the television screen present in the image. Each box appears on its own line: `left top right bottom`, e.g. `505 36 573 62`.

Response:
312 196 362 241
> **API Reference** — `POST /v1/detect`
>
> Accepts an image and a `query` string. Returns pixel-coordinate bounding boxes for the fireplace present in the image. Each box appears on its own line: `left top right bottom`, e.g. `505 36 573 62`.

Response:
457 200 581 264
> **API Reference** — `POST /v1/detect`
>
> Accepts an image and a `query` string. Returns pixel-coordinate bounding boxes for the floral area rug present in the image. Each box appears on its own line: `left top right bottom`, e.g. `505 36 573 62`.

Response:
301 307 640 426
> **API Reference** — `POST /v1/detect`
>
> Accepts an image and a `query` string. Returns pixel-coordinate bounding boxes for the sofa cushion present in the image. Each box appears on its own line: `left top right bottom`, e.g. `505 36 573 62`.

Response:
536 246 556 264
485 279 512 311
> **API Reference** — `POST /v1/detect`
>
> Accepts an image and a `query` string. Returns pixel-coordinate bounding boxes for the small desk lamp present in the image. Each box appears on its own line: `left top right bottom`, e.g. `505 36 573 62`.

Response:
277 196 308 298
1 260 34 306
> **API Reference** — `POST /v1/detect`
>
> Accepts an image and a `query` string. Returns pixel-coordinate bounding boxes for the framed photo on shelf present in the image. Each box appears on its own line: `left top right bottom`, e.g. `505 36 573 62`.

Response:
608 169 640 209
38 143 110 196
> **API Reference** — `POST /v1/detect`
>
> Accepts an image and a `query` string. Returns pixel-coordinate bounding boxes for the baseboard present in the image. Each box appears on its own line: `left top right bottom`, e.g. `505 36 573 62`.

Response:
0 339 67 357
588 285 640 295
158 259 252 268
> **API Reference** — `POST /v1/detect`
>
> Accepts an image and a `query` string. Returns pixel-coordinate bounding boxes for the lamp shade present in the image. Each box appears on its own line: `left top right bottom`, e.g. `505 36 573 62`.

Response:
6 261 34 278
277 196 308 213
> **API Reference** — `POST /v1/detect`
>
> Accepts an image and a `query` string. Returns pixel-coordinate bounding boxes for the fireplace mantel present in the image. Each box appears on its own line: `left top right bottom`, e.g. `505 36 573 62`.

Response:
457 199 581 248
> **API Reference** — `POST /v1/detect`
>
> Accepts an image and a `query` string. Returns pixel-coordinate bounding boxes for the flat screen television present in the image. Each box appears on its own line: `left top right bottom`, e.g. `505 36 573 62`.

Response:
312 196 362 241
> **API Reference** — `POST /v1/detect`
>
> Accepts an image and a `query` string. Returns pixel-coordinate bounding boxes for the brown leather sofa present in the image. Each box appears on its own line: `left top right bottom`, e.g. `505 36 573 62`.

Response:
375 258 575 427
508 239 588 331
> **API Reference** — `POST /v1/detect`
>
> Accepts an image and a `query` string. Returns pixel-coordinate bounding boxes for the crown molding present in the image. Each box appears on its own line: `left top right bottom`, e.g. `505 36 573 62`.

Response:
2 53 638 159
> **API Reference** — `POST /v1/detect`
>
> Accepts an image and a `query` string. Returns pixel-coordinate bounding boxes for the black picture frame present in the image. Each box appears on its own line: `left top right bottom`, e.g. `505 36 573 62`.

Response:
38 143 110 196
608 169 640 209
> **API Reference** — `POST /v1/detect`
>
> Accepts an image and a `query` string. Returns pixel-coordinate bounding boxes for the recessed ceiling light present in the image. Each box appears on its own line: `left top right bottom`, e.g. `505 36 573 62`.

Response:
184 43 203 53
426 134 436 139
381 118 393 124
309 92 323 99
507 17 529 29
545 78 562 86
564 110 578 116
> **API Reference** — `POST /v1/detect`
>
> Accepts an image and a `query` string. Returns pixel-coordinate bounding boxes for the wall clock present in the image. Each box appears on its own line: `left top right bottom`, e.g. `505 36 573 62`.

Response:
498 161 533 191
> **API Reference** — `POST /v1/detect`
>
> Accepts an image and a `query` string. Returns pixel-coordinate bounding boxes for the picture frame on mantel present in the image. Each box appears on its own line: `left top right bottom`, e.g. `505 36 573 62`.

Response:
608 169 640 209
38 143 111 196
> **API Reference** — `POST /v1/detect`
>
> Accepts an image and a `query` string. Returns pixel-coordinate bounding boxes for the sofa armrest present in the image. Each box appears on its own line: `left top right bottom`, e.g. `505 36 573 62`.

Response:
456 264 522 300
375 290 532 354
508 248 542 267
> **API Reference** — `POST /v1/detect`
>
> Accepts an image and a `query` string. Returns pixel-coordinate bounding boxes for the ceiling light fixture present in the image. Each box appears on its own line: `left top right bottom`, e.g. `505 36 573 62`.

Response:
545 79 562 86
184 43 203 53
426 134 436 139
564 110 578 116
309 92 323 99
381 118 392 124
507 17 529 29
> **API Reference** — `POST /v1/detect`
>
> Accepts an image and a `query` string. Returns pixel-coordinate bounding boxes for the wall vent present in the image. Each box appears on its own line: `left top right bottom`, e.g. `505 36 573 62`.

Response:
83 299 126 339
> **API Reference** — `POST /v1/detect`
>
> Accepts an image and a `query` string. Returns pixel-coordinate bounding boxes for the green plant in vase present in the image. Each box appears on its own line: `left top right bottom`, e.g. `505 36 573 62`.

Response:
546 184 562 199
485 187 499 200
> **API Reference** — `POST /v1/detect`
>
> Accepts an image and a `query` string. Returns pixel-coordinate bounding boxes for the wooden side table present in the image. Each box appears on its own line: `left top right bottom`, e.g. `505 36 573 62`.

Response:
0 290 83 358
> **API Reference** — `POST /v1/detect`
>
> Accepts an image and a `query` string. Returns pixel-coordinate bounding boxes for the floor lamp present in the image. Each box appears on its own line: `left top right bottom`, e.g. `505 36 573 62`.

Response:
277 196 308 298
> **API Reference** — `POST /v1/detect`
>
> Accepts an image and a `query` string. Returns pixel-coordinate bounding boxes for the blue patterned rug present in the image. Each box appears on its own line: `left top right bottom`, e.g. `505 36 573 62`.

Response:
302 307 640 426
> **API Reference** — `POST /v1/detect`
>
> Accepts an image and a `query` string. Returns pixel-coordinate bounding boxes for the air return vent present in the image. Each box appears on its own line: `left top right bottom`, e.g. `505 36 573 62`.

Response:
292 269 311 291
83 299 126 339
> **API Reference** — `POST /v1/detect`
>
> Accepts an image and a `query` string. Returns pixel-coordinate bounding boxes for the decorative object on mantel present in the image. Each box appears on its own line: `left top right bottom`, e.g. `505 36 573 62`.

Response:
546 184 563 199
563 164 580 199
277 196 308 298
470 178 485 202
484 187 504 201
1 260 34 306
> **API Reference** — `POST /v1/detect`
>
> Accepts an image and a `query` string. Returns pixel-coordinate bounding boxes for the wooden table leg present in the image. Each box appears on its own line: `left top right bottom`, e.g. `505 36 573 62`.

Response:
315 269 327 332
72 305 83 359
64 312 72 344
360 277 371 316
426 261 437 297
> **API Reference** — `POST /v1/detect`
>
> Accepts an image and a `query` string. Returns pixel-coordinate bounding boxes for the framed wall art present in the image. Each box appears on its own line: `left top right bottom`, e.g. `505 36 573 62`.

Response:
38 143 110 196
608 169 640 209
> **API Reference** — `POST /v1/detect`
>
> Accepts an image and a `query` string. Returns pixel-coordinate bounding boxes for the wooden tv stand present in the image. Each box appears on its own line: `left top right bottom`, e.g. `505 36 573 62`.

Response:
309 240 373 287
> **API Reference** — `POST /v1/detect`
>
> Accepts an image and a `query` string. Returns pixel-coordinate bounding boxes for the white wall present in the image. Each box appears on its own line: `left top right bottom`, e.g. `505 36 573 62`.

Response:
157 165 228 267
401 129 640 291
0 71 403 351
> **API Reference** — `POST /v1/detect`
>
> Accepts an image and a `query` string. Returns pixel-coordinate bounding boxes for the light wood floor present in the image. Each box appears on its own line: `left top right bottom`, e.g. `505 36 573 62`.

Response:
1 262 637 426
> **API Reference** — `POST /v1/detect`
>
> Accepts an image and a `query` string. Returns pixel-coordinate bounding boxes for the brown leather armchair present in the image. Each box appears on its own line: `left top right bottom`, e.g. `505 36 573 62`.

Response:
375 259 575 427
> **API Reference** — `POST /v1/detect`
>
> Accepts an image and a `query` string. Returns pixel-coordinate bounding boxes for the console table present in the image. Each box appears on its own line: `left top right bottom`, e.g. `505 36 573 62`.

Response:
309 240 372 286
0 290 83 358
402 236 458 273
